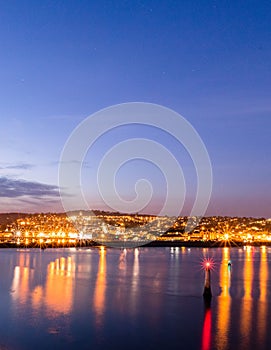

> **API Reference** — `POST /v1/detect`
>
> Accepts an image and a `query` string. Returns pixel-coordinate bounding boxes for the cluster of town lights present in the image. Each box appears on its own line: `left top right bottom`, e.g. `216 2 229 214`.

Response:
1 213 271 246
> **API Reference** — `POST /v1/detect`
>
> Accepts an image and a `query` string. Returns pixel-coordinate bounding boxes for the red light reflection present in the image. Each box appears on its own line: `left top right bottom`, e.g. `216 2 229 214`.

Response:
201 307 212 350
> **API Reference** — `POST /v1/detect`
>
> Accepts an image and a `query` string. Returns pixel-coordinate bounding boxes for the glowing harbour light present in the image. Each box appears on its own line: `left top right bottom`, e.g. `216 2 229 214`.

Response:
201 258 215 271
202 258 214 299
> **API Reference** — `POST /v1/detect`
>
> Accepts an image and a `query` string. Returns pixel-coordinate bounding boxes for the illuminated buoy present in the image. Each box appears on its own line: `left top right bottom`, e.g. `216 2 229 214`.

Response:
228 260 232 271
203 261 212 299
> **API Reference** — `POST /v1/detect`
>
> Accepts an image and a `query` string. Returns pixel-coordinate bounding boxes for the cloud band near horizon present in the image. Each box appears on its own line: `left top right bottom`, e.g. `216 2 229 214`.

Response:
0 176 59 199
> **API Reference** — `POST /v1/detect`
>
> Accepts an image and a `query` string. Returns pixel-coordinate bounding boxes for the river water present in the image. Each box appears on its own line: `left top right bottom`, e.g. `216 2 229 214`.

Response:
0 246 270 349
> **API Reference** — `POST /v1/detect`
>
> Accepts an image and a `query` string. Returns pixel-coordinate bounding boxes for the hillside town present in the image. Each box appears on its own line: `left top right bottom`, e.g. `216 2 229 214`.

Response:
0 211 270 247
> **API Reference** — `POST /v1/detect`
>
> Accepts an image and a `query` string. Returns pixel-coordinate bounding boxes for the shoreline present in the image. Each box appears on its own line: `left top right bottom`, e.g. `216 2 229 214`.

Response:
0 240 270 249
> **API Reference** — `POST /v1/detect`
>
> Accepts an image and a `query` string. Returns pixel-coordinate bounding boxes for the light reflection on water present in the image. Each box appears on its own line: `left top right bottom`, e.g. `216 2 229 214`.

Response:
240 246 253 349
93 246 106 328
258 246 268 345
215 247 231 350
0 247 270 349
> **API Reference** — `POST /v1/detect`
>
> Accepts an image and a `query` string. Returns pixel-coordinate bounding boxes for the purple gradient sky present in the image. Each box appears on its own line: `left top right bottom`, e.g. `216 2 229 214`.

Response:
0 1 270 217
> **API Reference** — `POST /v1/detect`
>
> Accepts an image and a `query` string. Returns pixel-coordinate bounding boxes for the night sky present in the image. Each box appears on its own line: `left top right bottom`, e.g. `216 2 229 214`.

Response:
0 1 270 217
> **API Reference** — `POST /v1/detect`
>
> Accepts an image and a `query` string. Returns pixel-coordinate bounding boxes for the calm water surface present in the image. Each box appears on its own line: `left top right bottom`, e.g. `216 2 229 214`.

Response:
0 246 270 349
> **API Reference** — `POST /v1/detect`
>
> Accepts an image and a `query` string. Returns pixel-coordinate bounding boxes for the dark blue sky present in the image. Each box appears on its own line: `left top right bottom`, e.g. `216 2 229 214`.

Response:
0 0 270 216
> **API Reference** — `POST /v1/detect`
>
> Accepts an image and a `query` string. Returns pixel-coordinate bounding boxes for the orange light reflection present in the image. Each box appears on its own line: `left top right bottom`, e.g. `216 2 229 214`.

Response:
93 247 107 328
216 247 231 350
11 254 33 304
31 256 75 315
258 247 268 344
240 247 253 349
